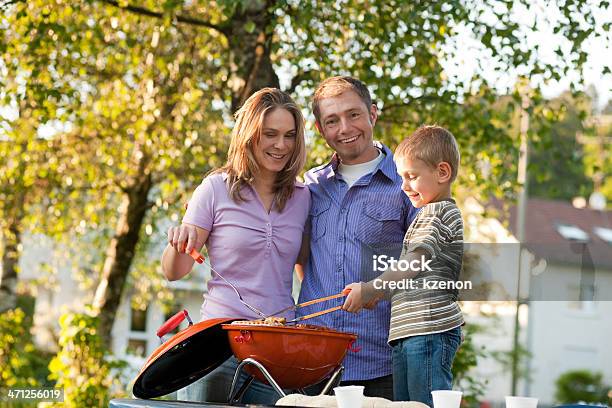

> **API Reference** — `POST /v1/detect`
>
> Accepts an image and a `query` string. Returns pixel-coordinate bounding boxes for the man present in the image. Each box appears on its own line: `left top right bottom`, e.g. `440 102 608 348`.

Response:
296 76 418 399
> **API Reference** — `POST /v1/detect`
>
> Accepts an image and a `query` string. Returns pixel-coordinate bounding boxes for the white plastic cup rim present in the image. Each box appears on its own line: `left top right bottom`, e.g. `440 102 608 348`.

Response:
431 390 463 408
335 386 365 408
505 396 538 408
334 385 365 396
432 390 463 396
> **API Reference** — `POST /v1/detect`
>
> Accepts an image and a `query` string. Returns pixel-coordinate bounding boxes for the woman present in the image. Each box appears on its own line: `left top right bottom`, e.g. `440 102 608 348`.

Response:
162 88 309 404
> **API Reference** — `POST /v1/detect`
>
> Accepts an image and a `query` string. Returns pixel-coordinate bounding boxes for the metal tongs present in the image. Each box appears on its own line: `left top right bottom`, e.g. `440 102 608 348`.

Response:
189 248 350 323
269 288 351 324
189 248 267 318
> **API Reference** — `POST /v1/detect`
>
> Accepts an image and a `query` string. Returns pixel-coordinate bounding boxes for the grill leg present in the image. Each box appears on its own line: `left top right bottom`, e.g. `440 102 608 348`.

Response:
228 374 254 403
227 358 286 403
319 366 344 396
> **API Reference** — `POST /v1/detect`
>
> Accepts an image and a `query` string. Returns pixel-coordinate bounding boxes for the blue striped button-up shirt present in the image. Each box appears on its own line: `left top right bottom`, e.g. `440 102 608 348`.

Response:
298 142 418 381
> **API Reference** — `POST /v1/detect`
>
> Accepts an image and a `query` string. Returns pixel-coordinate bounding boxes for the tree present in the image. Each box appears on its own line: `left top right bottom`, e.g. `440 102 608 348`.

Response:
1 0 608 344
0 103 65 312
48 311 126 407
584 105 612 204
555 370 611 405
528 91 594 200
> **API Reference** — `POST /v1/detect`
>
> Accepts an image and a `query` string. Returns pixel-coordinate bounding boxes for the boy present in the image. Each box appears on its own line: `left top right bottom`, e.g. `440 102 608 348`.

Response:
343 125 464 406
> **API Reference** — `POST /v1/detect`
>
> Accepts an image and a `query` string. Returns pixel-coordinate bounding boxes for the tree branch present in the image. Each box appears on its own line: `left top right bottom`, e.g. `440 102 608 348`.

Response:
286 69 314 94
99 0 227 34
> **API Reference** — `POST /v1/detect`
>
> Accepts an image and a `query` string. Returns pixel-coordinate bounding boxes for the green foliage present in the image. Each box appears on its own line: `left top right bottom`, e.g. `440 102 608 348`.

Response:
528 92 594 200
0 302 54 408
554 369 611 405
47 311 126 408
452 321 490 408
582 113 612 206
489 338 532 386
452 311 532 408
0 308 52 408
0 308 53 408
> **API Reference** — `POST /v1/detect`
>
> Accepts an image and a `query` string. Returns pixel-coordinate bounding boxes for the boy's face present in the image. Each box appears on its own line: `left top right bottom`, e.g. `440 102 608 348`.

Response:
315 90 378 165
396 157 450 208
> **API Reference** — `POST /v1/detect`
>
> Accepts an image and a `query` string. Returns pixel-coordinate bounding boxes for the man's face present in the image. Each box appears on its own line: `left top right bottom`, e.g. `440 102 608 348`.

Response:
316 90 378 165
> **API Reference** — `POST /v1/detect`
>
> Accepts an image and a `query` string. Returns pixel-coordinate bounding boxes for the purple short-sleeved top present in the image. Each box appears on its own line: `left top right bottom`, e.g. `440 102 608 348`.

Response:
183 172 310 321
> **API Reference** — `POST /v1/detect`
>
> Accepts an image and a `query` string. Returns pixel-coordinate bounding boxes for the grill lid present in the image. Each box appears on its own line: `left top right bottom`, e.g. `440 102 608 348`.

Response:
132 317 236 399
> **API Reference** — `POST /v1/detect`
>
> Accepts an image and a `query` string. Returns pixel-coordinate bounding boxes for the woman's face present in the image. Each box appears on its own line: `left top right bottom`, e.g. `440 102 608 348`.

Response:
253 108 297 178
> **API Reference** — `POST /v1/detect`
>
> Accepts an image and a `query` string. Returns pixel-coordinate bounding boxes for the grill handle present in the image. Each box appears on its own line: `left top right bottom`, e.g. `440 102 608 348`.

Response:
157 309 193 340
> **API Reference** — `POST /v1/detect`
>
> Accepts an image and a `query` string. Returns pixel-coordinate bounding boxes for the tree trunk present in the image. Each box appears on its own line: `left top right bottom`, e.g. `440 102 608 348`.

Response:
226 1 280 112
92 172 152 344
89 1 281 344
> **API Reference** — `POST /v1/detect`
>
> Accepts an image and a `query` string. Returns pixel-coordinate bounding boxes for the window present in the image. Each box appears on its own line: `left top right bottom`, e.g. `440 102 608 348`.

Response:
593 227 612 244
130 307 148 332
567 284 596 312
555 224 589 242
127 304 149 358
126 339 147 357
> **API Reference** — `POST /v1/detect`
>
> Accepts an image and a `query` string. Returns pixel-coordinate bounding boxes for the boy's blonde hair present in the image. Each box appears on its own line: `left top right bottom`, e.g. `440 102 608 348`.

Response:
214 88 306 212
395 125 460 182
312 76 372 124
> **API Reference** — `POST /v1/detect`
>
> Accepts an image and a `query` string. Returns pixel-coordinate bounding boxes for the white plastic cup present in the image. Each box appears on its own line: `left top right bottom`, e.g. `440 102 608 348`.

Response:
334 385 365 408
505 396 538 408
431 390 463 408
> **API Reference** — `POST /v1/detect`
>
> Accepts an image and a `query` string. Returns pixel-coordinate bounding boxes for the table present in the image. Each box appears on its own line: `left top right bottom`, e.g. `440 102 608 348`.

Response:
109 398 308 407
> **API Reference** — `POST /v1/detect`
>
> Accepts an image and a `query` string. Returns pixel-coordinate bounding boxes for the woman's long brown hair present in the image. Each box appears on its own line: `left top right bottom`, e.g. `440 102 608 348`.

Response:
212 88 306 211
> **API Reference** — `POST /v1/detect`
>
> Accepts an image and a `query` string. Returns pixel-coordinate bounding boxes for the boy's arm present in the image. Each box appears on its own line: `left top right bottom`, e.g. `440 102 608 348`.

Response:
350 204 457 311
343 248 430 313
363 248 430 301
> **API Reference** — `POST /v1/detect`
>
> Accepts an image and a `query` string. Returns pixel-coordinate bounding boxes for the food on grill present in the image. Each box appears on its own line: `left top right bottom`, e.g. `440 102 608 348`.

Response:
231 316 287 326
230 316 342 333
264 316 286 325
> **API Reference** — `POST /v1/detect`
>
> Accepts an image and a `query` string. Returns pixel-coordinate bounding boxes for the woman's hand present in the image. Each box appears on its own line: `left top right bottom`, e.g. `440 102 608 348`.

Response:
167 223 203 254
162 223 209 281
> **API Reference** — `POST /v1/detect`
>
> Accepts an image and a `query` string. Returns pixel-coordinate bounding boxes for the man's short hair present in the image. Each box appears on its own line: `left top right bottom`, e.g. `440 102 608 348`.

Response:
312 76 372 123
395 125 461 182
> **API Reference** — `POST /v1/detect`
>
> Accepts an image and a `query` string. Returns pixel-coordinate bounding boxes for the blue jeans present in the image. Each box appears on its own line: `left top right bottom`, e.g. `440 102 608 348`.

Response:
177 356 280 404
392 327 462 405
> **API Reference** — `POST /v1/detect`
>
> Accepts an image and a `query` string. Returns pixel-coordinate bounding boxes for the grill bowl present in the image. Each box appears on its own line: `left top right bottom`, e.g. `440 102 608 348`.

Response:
222 323 357 389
